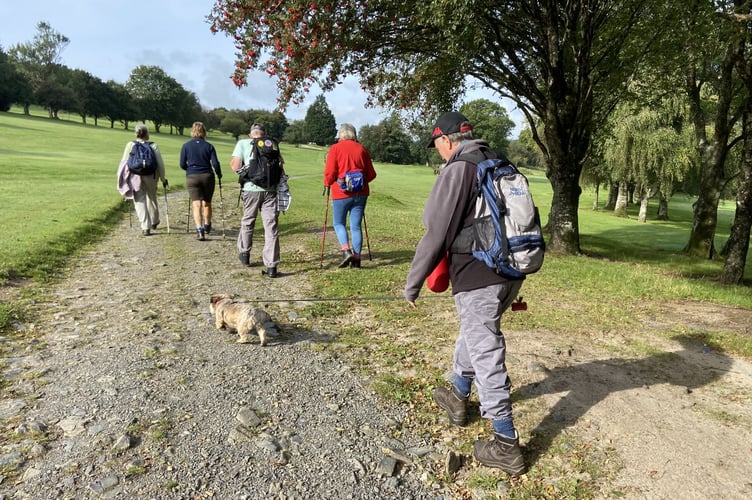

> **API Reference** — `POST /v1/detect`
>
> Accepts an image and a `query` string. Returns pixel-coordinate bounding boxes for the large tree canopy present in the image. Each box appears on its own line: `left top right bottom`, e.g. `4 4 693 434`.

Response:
210 0 665 254
459 99 514 155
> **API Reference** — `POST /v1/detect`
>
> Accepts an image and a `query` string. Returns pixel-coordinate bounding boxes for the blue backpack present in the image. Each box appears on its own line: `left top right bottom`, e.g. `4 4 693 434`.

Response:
126 141 157 176
451 152 545 280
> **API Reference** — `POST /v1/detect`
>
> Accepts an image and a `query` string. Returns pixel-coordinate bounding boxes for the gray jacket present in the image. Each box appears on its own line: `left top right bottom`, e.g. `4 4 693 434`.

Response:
404 140 512 301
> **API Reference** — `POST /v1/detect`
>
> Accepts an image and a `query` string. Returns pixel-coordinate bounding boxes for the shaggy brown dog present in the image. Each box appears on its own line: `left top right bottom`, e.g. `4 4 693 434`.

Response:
209 294 272 346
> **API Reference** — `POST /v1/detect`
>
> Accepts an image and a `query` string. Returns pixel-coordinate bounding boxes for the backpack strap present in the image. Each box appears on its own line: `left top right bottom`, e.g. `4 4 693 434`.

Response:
449 148 494 254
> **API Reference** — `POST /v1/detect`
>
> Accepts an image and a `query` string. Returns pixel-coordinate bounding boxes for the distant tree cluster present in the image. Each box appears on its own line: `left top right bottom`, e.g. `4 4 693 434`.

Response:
1 21 521 170
0 22 207 132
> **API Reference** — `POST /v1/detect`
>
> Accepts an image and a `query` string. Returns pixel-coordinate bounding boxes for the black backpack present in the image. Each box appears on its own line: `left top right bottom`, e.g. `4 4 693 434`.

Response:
126 141 157 176
239 137 283 188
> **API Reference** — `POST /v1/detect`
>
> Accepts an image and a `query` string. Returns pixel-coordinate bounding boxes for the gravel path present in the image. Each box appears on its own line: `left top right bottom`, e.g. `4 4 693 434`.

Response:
5 191 752 499
0 192 446 499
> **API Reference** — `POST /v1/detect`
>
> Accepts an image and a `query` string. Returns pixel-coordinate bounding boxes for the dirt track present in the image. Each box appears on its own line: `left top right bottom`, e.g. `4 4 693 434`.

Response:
2 190 752 498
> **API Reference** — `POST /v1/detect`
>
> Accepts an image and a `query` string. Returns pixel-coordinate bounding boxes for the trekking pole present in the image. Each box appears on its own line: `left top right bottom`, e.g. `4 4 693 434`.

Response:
129 199 133 229
163 182 170 233
186 201 191 233
362 211 372 260
319 186 330 269
218 178 226 239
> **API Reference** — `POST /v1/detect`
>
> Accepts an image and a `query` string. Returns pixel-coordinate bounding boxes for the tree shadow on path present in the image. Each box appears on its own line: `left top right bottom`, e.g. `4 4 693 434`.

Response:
514 334 734 466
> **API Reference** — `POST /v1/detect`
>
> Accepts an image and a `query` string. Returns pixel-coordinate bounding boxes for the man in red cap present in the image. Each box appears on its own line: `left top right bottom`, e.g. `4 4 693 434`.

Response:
405 111 526 476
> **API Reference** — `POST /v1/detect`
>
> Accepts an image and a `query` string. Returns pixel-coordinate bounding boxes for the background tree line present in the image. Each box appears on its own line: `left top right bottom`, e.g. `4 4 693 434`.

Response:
0 21 523 168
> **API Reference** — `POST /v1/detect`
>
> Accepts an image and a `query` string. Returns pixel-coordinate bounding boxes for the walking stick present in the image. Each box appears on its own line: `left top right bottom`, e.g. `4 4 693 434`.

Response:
163 182 170 233
319 186 330 269
362 211 372 261
186 201 191 233
129 199 133 229
218 178 226 239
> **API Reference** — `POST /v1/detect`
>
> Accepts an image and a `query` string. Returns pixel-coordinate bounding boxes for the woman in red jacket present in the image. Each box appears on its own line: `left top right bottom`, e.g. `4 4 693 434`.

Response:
323 124 377 268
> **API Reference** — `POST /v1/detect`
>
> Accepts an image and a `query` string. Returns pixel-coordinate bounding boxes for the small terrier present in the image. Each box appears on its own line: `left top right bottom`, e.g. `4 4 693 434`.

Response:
209 294 272 346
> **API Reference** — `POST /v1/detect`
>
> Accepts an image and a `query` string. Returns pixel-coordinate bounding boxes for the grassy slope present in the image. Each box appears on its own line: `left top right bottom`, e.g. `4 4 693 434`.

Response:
2 107 750 298
2 108 751 497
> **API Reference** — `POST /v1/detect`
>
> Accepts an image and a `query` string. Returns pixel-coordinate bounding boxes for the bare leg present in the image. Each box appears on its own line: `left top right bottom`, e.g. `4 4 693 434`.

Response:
203 202 212 226
192 200 204 228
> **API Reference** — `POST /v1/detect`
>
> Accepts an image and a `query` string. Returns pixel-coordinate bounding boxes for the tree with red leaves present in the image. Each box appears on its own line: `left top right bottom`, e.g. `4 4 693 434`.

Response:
209 0 671 255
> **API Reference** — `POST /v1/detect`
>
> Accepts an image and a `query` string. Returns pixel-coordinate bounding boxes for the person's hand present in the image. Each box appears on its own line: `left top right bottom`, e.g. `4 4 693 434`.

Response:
217 172 223 180
162 179 169 188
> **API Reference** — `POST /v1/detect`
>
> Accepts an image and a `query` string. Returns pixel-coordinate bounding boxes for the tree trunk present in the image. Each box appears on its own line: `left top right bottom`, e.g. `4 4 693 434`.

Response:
721 151 752 284
686 153 724 259
638 194 649 223
605 181 619 210
685 36 740 259
614 180 629 218
638 186 656 223
656 190 669 221
547 166 582 253
721 36 752 285
592 184 600 210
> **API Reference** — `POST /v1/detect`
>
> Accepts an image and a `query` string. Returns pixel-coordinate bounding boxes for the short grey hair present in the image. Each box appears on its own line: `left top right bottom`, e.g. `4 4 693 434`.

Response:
250 123 266 137
135 123 149 139
337 123 357 141
447 125 474 145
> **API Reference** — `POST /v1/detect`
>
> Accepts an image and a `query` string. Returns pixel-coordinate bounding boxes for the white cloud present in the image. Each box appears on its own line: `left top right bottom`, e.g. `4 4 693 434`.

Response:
1 1 522 135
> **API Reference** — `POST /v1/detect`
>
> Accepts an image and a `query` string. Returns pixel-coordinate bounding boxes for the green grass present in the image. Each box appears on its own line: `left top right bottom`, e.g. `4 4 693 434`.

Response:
2 106 750 336
1 107 751 497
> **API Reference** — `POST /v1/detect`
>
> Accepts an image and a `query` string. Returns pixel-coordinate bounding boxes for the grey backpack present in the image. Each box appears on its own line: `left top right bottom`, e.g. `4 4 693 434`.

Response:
451 152 545 279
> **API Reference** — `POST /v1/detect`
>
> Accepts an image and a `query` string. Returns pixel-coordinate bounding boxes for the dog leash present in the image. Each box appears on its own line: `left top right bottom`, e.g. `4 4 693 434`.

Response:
247 295 451 303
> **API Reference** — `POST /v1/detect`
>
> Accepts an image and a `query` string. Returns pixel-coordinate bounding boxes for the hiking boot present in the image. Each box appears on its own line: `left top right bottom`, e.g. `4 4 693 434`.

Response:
151 223 158 230
142 229 151 236
203 223 211 234
434 386 468 426
238 252 250 267
473 432 526 476
349 258 361 268
338 250 354 268
263 266 279 278
197 227 206 241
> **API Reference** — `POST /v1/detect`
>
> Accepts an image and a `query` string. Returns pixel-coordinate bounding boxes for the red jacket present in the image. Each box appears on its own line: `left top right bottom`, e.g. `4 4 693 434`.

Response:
324 139 377 200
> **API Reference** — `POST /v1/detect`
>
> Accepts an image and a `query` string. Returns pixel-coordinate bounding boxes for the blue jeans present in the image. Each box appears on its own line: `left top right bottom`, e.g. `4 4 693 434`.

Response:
332 195 367 254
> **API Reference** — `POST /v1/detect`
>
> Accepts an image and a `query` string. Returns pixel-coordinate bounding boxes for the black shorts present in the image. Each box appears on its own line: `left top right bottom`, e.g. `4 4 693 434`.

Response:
186 173 215 202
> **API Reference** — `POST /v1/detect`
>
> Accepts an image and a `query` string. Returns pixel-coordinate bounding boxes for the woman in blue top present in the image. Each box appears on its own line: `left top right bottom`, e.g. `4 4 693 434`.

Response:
180 122 222 240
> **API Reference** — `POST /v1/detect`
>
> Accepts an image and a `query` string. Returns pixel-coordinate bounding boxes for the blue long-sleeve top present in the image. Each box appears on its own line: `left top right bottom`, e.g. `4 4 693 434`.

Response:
179 137 222 177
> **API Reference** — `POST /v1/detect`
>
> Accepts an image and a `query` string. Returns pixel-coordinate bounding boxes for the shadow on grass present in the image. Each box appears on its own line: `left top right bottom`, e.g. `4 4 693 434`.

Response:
514 334 732 467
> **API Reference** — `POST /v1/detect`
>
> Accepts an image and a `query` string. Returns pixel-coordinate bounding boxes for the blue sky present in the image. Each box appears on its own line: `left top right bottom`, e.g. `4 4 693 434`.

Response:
1 0 522 134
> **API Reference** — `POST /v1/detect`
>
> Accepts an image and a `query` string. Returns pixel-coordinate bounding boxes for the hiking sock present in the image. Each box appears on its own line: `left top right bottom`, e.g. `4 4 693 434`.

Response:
454 375 472 398
492 417 516 439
